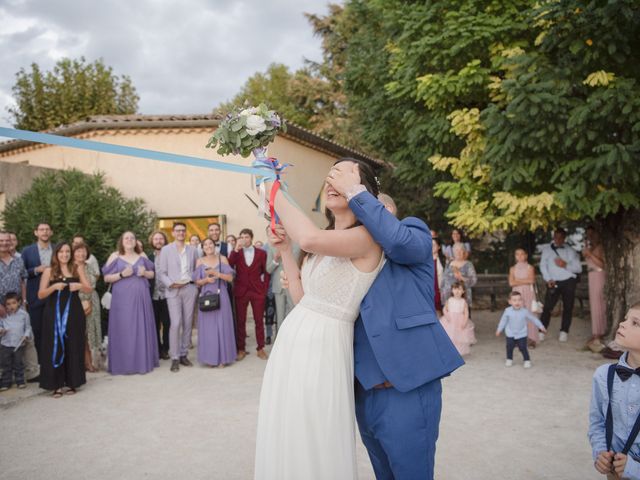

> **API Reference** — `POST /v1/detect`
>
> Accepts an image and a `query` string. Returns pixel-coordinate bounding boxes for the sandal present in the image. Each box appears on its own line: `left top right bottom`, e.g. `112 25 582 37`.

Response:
52 389 63 398
65 388 77 395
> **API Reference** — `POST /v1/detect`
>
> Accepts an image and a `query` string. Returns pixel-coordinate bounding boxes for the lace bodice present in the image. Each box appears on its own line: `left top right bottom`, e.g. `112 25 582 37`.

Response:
298 255 385 323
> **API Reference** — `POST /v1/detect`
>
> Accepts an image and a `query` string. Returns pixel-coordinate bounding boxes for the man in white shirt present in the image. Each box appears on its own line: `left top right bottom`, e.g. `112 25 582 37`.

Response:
539 228 583 342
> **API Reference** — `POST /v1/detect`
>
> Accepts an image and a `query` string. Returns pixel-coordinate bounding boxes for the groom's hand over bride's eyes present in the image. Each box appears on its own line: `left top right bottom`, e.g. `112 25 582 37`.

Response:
326 163 361 196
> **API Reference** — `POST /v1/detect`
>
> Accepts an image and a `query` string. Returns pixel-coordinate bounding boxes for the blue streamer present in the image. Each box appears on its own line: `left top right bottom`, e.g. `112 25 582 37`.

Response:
52 288 71 368
0 127 270 176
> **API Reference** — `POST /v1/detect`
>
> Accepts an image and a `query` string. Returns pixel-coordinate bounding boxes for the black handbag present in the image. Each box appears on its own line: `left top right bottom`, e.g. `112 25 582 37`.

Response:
198 257 222 312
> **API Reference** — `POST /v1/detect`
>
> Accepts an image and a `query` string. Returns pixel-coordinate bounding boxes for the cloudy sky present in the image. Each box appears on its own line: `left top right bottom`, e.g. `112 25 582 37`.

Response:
0 0 332 127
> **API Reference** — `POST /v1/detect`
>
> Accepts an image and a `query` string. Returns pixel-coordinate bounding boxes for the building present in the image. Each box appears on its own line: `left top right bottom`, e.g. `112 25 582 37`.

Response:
0 114 382 243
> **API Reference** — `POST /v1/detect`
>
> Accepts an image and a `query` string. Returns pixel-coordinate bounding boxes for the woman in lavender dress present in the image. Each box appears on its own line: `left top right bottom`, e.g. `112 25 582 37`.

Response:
193 237 236 367
102 231 159 375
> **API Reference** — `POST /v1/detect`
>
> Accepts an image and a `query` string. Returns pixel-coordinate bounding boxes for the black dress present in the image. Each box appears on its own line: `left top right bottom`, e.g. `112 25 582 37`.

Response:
39 276 87 391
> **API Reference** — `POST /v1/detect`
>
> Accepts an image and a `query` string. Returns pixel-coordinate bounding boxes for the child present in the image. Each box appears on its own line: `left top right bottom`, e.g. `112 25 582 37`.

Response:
441 281 476 356
496 291 547 368
589 303 640 479
0 292 33 391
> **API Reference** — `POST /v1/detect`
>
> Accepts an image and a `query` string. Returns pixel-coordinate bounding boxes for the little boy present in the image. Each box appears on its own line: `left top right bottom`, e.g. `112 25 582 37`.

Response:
0 292 33 391
496 291 547 368
589 303 640 479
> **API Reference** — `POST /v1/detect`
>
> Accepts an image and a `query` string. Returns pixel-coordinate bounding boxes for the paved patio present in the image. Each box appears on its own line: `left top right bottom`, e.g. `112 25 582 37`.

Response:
0 310 606 479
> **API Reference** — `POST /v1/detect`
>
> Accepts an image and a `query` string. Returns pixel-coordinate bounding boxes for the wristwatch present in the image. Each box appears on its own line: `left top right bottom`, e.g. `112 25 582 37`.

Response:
118 272 123 279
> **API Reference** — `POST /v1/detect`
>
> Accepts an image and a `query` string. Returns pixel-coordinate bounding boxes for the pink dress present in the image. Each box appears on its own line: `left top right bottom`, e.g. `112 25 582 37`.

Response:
512 262 539 343
586 257 607 336
441 297 476 356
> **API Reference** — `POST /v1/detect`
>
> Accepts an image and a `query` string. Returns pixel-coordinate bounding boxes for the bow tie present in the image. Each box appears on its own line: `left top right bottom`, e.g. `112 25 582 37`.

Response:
616 365 640 381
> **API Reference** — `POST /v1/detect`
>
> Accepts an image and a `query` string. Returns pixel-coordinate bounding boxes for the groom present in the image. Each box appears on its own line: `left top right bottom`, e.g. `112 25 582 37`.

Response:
327 162 464 479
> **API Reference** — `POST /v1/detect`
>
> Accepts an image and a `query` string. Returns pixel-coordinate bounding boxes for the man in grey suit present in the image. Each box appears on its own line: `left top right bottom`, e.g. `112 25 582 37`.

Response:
264 230 298 341
158 222 199 372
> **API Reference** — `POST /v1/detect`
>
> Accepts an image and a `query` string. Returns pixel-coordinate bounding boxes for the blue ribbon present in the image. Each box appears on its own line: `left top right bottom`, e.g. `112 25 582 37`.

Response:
0 127 271 176
52 288 71 368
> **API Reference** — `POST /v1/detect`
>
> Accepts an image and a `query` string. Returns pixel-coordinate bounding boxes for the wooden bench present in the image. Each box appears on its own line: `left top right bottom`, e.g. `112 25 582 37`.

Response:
473 273 590 316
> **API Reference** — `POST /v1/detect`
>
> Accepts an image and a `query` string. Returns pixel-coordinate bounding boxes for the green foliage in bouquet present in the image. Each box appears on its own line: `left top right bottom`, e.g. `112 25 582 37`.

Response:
206 103 286 157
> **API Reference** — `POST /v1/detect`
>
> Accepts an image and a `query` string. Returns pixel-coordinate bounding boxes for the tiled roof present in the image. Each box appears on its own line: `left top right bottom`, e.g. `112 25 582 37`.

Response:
0 114 385 167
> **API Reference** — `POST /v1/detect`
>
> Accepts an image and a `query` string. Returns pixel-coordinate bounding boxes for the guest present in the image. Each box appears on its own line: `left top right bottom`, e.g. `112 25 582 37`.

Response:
442 242 477 308
377 193 397 216
72 235 100 275
225 235 237 252
508 248 540 347
583 226 606 352
158 222 199 372
207 223 229 256
189 234 201 250
38 242 91 397
21 222 54 361
72 242 101 372
136 239 146 255
148 230 170 360
433 237 444 312
102 232 158 375
193 238 236 367
0 231 27 316
588 303 640 479
539 227 582 342
443 228 471 263
229 228 268 360
0 231 38 382
254 240 264 249
440 282 475 356
496 291 546 368
0 292 32 391
8 232 20 258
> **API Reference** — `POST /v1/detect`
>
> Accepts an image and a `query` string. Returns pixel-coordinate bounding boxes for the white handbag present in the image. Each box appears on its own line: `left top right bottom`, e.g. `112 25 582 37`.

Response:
101 284 112 310
531 283 544 313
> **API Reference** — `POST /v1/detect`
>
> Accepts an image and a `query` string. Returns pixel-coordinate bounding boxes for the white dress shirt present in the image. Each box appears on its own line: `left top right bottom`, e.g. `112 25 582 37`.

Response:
243 246 255 266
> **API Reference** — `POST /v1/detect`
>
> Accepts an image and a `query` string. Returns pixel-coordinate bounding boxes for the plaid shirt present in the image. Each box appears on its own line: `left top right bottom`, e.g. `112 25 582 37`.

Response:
0 255 27 304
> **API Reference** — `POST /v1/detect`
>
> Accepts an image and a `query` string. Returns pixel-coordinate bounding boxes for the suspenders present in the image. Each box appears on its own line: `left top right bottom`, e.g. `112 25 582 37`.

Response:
605 363 640 454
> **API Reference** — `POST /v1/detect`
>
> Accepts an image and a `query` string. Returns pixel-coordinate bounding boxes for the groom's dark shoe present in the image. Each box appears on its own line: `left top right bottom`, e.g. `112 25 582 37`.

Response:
170 360 179 372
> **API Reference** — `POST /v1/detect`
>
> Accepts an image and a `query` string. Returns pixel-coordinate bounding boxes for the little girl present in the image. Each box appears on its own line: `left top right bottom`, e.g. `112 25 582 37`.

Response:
441 281 476 356
508 248 540 346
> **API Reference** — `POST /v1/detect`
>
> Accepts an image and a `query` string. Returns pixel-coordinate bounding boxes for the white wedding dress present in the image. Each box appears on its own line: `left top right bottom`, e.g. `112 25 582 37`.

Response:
255 254 385 480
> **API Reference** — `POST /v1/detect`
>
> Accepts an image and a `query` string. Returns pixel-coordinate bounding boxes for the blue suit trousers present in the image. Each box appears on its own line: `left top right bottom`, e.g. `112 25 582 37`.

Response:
356 379 442 480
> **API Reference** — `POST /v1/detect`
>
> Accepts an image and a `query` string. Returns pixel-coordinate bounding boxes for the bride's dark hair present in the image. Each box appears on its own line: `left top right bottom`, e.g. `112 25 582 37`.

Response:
324 157 380 231
299 158 380 266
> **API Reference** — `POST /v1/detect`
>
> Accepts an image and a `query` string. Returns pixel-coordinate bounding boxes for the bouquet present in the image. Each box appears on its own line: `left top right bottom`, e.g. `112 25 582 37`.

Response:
206 103 286 158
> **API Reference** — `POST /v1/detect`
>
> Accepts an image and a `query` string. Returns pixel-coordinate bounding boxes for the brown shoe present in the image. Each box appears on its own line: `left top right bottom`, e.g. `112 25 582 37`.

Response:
237 350 247 361
257 349 268 360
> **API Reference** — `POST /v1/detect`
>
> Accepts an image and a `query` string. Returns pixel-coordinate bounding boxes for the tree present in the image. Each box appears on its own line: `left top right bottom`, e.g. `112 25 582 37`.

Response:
421 0 640 327
9 57 139 131
341 0 536 224
1 169 156 264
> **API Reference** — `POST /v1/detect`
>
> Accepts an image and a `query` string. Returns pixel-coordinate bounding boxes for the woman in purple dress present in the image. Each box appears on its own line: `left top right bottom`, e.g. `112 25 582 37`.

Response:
102 231 159 375
193 237 236 367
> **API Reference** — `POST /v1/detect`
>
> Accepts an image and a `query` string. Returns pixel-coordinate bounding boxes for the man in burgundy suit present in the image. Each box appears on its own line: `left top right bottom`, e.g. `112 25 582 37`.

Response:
228 228 269 360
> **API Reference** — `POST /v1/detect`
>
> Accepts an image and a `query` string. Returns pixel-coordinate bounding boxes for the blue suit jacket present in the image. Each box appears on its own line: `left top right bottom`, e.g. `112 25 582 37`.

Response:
350 192 464 392
21 243 48 309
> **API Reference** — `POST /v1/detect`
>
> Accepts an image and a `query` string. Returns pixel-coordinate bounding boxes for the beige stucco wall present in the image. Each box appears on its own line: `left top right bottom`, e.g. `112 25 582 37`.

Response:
0 129 335 242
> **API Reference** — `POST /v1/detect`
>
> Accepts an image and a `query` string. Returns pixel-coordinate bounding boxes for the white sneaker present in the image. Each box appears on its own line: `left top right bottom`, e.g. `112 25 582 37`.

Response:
559 331 568 342
538 332 545 341
505 359 513 367
523 361 532 369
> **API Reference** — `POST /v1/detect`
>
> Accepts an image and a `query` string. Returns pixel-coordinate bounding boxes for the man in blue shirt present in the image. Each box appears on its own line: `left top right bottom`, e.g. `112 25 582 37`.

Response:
539 228 582 342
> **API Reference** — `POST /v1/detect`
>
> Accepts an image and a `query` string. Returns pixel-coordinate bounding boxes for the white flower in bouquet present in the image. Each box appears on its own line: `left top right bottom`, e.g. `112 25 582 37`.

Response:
240 107 258 116
246 114 267 135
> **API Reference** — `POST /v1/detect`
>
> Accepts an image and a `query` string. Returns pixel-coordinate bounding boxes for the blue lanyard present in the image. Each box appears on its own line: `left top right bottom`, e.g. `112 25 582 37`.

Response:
52 289 71 368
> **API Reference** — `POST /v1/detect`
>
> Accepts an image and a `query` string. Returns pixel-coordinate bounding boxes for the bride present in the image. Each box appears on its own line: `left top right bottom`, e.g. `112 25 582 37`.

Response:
254 158 384 480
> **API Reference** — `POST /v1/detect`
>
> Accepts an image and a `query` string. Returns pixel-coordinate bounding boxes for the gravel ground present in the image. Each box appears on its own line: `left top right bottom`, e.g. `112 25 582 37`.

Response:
0 310 607 480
